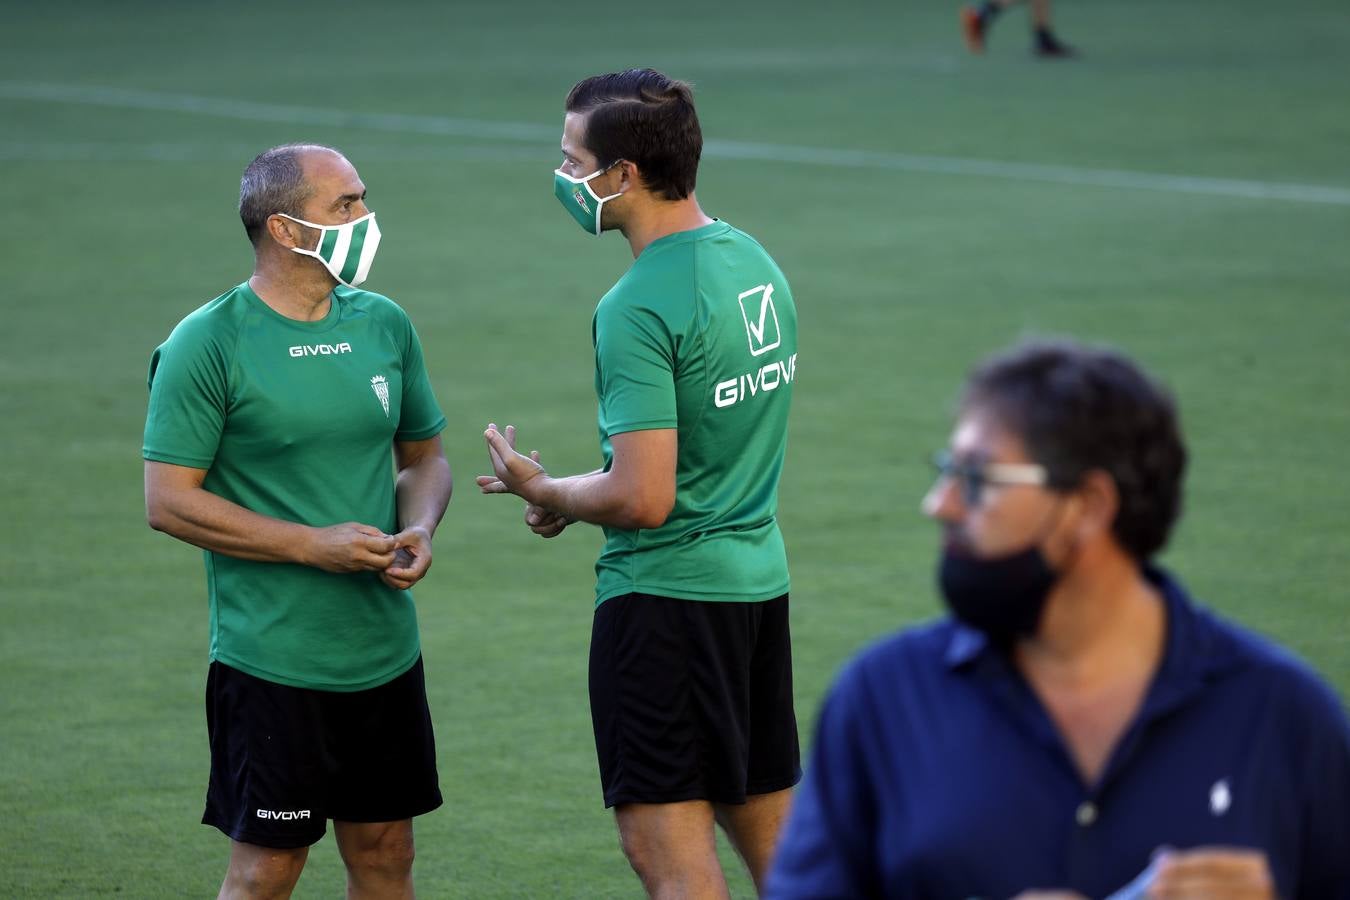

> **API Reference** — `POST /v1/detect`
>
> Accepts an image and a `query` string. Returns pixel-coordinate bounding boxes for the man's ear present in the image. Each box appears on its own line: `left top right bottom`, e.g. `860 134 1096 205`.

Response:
616 159 641 193
1074 469 1120 542
265 214 308 250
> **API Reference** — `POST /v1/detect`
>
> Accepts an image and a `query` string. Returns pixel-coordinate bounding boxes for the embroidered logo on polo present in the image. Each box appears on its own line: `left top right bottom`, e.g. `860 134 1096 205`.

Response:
1210 778 1232 816
370 375 390 416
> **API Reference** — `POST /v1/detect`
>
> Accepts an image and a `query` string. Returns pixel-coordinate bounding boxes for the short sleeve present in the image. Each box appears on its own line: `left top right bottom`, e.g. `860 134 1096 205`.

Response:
394 316 446 442
141 321 230 469
1292 675 1350 898
594 297 677 435
766 666 881 899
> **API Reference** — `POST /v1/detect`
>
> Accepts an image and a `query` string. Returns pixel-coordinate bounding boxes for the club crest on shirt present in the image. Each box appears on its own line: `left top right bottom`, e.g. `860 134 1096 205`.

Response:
370 375 390 417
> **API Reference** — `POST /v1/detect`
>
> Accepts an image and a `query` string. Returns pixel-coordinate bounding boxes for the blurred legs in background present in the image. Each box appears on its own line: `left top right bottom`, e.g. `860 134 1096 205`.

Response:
962 0 1076 57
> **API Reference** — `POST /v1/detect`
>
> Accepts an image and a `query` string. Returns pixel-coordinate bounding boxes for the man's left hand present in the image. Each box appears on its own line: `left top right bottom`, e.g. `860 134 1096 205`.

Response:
477 423 546 500
381 525 433 590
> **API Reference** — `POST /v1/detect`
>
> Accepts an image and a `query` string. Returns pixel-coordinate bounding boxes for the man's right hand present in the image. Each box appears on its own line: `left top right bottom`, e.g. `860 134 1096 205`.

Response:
304 522 398 573
525 504 571 538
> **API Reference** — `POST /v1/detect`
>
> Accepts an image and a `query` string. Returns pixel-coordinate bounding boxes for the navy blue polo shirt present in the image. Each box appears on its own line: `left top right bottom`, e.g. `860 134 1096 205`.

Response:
767 569 1350 899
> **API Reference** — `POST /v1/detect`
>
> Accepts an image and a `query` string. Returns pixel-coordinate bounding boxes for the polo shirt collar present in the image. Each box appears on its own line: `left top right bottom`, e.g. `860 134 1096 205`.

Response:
942 566 1241 711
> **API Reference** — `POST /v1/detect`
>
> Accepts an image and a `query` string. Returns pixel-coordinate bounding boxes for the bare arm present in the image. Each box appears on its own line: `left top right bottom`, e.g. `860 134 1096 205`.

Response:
144 460 397 572
476 424 675 531
381 434 453 589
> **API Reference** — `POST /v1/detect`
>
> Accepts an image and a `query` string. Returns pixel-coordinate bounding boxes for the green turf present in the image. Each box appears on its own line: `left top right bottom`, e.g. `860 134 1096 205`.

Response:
2 0 1348 895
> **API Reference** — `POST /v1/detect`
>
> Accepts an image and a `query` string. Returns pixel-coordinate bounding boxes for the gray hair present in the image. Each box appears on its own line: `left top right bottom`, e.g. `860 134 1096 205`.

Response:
238 143 340 246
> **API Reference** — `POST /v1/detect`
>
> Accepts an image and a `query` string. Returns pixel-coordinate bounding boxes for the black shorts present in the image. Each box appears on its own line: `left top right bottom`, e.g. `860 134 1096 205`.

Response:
589 592 800 808
202 656 442 849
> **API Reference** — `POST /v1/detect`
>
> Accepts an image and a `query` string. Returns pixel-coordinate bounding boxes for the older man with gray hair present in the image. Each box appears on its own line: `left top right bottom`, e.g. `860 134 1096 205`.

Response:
143 143 452 899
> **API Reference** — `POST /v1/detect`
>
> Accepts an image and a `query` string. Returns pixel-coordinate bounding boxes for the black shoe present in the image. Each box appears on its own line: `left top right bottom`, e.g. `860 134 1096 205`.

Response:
1034 29 1076 58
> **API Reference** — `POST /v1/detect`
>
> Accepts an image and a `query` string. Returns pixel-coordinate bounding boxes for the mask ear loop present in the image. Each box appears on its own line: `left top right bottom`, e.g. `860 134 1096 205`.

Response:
589 188 604 235
275 213 326 255
585 161 628 234
593 159 625 194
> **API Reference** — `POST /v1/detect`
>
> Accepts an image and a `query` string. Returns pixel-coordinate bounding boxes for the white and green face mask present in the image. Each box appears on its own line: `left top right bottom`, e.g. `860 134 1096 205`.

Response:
277 211 381 287
553 163 625 236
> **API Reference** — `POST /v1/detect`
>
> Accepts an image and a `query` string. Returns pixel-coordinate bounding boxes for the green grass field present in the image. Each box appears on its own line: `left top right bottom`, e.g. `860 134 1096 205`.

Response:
2 0 1348 895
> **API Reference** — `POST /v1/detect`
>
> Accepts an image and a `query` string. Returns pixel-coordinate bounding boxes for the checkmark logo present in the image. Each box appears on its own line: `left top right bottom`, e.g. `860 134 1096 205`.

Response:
737 283 781 357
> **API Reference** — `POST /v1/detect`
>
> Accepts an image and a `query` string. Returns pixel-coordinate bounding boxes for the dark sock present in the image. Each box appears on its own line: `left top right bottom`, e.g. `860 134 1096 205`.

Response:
978 1 1002 25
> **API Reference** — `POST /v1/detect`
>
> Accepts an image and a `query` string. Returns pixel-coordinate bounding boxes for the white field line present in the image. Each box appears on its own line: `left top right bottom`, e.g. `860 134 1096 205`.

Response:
0 140 548 163
4 81 1350 206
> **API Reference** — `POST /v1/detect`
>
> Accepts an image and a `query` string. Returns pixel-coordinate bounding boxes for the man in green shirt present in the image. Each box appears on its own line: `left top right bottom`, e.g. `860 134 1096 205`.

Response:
479 69 800 897
143 143 452 899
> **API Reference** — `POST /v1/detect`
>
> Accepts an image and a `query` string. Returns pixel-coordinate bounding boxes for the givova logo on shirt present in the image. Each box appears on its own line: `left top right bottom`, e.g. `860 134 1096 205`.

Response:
288 342 352 357
737 283 781 357
713 353 797 409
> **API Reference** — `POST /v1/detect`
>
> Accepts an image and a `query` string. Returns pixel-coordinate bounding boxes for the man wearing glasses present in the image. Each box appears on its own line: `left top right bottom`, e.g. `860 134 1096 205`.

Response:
767 339 1350 899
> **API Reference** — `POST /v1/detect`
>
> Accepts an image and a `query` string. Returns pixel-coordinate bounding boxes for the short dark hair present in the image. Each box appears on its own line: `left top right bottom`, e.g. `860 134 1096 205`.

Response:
565 68 701 201
963 339 1188 561
238 143 336 246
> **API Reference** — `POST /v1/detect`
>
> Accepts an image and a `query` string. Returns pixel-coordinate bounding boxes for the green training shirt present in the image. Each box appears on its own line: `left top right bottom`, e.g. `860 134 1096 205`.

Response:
142 282 446 691
592 220 798 605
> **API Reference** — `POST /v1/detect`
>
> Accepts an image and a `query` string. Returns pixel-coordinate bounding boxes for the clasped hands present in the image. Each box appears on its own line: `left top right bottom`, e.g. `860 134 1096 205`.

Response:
306 522 433 590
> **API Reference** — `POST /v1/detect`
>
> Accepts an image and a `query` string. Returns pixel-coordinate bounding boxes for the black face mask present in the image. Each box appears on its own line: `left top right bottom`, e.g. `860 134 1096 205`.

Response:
938 542 1058 646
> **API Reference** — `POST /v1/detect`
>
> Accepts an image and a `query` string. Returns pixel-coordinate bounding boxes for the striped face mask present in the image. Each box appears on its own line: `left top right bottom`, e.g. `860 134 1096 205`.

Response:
277 212 381 287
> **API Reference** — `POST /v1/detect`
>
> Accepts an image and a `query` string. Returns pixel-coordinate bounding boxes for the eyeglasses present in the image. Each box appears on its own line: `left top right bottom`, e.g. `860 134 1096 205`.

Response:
930 450 1049 507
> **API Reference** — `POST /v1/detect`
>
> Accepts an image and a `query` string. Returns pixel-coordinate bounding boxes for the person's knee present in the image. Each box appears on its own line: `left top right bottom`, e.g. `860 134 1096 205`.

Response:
615 806 715 882
223 846 307 899
714 790 794 885
617 824 660 876
341 826 416 878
